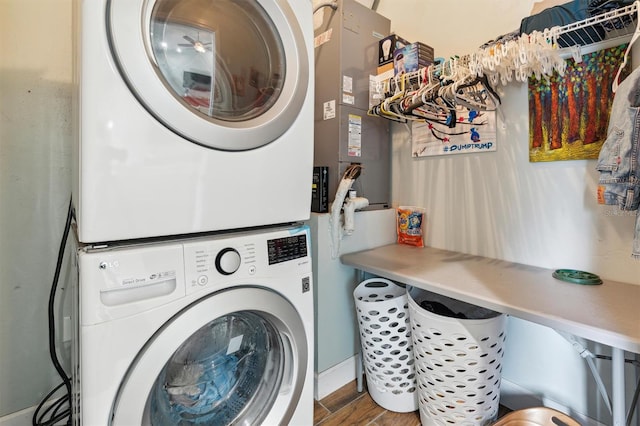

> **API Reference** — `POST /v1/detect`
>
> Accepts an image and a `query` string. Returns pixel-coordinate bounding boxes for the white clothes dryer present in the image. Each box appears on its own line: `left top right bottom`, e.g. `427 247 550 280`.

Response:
71 225 314 425
72 0 314 243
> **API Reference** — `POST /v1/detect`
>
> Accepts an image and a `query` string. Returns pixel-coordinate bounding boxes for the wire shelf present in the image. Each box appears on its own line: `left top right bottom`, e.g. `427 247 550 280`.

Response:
557 2 638 46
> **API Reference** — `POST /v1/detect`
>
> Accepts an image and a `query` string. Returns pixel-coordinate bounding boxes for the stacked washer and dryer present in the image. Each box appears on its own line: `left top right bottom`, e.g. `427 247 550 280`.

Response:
71 0 315 424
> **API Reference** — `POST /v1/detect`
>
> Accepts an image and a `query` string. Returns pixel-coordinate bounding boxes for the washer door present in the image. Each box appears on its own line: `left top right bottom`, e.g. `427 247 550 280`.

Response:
110 287 308 425
107 0 309 150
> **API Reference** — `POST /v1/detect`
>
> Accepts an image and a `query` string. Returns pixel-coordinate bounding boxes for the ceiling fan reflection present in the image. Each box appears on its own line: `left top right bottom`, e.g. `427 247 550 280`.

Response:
179 35 212 53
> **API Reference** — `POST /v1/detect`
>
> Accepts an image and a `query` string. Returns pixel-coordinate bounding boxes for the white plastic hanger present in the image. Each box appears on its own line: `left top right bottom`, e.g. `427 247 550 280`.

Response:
613 0 640 92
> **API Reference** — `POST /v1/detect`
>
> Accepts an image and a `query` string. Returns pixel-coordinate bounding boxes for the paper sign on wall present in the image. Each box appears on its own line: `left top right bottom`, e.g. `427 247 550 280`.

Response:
343 75 353 93
348 114 362 157
323 100 336 120
342 94 355 105
342 75 354 104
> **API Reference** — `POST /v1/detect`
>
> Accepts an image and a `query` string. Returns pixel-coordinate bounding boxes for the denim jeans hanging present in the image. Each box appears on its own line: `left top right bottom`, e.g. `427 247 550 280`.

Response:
596 65 640 259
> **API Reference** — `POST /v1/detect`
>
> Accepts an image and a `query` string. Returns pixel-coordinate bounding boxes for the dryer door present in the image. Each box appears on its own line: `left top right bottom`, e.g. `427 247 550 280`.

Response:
110 287 308 425
107 0 309 151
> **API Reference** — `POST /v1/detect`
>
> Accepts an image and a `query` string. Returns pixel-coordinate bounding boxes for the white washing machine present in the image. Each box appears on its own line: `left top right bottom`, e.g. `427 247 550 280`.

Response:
71 225 314 425
72 0 314 243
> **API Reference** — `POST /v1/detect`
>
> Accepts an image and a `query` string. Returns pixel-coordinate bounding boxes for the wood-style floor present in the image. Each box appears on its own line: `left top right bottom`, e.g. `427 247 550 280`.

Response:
313 380 512 426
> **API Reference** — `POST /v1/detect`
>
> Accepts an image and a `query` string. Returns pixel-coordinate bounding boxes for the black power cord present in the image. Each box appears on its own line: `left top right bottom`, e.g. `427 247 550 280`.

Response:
33 198 75 426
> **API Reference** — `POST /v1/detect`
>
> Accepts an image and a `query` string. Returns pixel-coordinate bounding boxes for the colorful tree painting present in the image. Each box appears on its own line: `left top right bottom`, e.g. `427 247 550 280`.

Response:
528 44 630 162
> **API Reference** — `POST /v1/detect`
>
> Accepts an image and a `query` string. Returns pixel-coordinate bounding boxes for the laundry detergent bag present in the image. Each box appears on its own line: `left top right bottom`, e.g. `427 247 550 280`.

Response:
396 206 426 247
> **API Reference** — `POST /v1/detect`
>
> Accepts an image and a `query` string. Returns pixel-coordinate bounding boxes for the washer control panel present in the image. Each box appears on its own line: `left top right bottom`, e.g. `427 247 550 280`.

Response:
182 226 311 295
79 226 312 322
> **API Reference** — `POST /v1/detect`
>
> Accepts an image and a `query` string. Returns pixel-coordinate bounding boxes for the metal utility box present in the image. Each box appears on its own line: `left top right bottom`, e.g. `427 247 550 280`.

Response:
314 0 391 209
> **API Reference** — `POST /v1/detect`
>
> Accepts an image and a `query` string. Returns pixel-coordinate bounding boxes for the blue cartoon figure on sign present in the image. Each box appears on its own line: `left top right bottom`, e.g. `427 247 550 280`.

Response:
470 128 480 142
468 110 479 122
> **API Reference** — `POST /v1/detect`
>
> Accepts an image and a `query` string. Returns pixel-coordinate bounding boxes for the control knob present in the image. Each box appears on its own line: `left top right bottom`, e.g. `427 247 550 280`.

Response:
215 248 241 275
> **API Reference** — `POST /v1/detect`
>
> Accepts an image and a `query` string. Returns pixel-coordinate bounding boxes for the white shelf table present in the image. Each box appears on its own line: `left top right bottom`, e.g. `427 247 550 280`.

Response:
341 244 640 425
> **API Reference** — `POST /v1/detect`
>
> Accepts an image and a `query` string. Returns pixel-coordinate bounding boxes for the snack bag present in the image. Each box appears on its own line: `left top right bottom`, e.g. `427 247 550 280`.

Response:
396 206 426 247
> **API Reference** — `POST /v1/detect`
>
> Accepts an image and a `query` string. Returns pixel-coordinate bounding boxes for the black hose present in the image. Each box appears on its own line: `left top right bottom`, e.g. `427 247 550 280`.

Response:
33 197 74 426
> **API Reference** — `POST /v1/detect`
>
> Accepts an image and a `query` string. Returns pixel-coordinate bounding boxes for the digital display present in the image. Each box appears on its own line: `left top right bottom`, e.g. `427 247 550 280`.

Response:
267 234 308 265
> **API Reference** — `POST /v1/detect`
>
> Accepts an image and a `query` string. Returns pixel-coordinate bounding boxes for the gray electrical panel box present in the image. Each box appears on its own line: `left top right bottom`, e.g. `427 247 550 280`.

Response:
313 0 391 209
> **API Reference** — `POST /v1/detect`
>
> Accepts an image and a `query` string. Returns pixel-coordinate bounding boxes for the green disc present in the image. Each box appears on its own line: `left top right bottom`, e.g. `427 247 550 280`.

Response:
552 269 603 285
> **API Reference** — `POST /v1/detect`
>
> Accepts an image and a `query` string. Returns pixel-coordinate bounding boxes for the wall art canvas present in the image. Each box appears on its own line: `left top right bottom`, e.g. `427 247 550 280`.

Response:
528 44 629 162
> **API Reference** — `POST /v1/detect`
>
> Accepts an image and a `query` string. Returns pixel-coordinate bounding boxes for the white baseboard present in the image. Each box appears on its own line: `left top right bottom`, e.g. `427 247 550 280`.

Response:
500 379 606 426
0 406 36 426
0 397 68 426
315 355 359 400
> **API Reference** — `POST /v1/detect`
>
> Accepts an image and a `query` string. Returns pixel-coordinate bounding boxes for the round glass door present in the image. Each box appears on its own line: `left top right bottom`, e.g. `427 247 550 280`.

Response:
146 312 283 425
110 287 308 426
107 0 309 150
149 1 285 122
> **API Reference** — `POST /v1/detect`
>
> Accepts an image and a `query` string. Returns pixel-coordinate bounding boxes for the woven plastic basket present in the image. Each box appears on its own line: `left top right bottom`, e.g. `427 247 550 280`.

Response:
354 278 418 412
408 287 507 426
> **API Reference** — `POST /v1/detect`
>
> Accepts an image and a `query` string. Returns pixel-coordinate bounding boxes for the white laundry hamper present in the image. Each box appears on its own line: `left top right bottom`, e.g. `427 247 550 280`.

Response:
354 278 418 412
408 286 507 426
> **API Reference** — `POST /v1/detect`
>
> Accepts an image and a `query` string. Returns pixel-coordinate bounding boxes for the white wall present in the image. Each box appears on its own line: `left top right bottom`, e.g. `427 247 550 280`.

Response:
309 209 397 398
0 0 73 417
373 0 640 423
